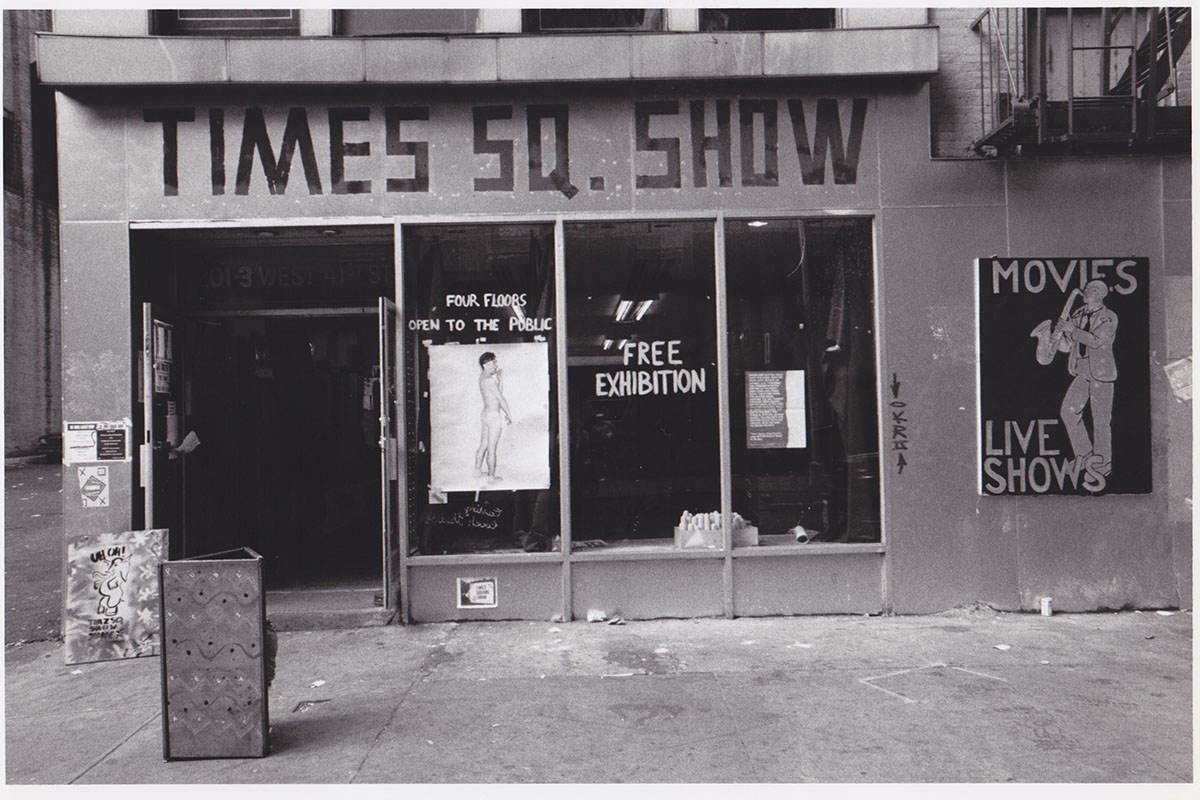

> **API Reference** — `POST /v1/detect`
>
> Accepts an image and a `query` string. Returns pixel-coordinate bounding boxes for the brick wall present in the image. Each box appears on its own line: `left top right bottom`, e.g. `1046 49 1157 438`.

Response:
4 9 60 455
929 8 992 158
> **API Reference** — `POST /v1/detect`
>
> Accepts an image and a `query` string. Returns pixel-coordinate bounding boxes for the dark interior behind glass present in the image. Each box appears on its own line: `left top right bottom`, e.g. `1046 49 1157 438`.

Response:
403 224 559 555
564 220 719 548
726 217 880 544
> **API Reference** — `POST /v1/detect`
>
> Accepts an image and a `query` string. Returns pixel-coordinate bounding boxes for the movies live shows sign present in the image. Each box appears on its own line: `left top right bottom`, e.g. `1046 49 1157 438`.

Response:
976 257 1151 496
115 94 878 217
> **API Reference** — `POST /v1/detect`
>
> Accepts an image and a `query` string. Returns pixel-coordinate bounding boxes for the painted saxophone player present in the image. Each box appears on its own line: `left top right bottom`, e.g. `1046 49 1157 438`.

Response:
980 256 1149 497
1031 280 1118 480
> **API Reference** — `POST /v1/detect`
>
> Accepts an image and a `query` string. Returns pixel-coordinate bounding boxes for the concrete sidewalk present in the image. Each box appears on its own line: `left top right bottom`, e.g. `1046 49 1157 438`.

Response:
3 609 1192 783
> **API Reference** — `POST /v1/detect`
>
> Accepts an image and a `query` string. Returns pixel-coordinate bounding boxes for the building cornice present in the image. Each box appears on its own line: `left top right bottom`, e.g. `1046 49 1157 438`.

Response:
36 28 938 87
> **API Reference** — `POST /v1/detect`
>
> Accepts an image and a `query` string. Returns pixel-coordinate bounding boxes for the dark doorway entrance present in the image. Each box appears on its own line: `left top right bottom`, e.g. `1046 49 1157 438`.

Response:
131 224 399 621
185 313 381 590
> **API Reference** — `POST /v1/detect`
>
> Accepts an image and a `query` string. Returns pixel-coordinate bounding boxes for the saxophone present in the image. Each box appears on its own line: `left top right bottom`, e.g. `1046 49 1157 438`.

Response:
1030 288 1081 366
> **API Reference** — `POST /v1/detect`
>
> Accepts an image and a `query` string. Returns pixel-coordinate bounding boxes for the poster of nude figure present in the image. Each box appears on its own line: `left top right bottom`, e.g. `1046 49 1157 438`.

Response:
428 342 551 493
976 257 1150 496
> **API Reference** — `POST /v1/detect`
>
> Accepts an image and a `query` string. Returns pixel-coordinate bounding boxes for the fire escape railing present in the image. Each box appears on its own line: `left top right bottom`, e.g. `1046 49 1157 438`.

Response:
970 7 1191 154
970 8 1027 143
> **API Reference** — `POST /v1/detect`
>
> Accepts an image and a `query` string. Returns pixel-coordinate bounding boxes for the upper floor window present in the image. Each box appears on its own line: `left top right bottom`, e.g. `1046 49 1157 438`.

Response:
334 9 478 36
521 9 663 33
700 9 836 32
150 10 300 37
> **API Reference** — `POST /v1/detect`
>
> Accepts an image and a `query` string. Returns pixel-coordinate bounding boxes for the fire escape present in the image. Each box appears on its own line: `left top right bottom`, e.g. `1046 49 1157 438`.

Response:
972 7 1191 155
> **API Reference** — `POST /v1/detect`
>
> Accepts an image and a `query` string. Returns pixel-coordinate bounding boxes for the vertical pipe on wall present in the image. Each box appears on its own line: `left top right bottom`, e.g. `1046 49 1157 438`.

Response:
1067 8 1075 136
1037 8 1048 143
870 217 892 615
714 214 734 619
978 19 987 137
394 218 411 624
554 216 572 622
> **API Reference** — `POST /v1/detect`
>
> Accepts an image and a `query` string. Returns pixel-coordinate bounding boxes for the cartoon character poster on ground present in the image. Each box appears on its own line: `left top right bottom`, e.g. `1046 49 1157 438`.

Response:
64 528 167 664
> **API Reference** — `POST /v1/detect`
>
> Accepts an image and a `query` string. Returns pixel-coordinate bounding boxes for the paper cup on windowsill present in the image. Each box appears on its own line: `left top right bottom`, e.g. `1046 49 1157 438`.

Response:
790 525 814 544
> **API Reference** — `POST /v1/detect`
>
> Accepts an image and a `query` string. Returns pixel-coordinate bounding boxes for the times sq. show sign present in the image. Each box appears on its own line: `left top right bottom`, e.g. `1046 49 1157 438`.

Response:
976 257 1150 496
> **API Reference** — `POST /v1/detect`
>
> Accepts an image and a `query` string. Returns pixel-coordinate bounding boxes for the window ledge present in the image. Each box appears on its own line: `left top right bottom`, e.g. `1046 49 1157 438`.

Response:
405 541 886 565
36 28 938 86
731 542 886 558
407 551 563 567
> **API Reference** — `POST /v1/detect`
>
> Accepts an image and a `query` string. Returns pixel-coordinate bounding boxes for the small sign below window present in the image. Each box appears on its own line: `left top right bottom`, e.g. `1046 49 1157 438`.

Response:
457 577 498 609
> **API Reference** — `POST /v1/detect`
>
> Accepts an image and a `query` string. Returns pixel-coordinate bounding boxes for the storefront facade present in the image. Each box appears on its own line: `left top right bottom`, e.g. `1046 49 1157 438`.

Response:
39 15 1191 624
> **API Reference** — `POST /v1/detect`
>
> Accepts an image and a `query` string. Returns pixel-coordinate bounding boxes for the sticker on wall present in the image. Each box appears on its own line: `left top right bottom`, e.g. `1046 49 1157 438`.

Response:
457 577 498 609
153 319 173 394
428 342 551 493
746 370 807 448
1164 356 1191 401
77 465 110 508
165 400 180 447
64 528 167 665
153 361 171 394
64 420 132 464
976 257 1151 495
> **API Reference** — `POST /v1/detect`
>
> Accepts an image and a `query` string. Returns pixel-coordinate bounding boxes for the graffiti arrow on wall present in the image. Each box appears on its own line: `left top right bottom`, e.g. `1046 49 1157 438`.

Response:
888 372 908 474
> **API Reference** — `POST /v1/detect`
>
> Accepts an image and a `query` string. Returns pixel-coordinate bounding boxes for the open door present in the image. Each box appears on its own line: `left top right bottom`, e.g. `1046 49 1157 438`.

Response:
379 298 402 609
141 302 181 535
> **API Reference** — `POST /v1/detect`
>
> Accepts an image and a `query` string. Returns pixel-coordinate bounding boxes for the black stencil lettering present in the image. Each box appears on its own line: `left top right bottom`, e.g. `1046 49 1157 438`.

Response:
385 106 430 193
329 107 372 195
787 98 868 185
527 104 577 198
235 107 323 195
635 101 681 189
473 105 514 192
143 108 195 196
739 99 778 187
690 99 732 188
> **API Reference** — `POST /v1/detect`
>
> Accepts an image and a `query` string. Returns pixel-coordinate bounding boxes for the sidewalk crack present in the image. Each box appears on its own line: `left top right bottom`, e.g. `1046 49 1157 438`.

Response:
350 626 457 782
711 672 771 782
69 710 161 784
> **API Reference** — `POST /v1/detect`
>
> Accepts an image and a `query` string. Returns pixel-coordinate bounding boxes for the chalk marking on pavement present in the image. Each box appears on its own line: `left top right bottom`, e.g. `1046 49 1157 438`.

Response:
949 665 1009 682
69 710 161 784
857 677 917 704
861 662 946 682
858 663 951 704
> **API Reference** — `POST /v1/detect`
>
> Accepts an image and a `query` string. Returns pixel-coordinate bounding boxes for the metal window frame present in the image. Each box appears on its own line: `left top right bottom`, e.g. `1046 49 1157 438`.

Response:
129 212 887 622
332 8 478 37
149 9 301 37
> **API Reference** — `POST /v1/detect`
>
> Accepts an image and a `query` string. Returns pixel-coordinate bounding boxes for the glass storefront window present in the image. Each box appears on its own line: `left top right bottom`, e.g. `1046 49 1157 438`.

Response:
564 220 720 550
403 224 560 555
725 218 881 545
